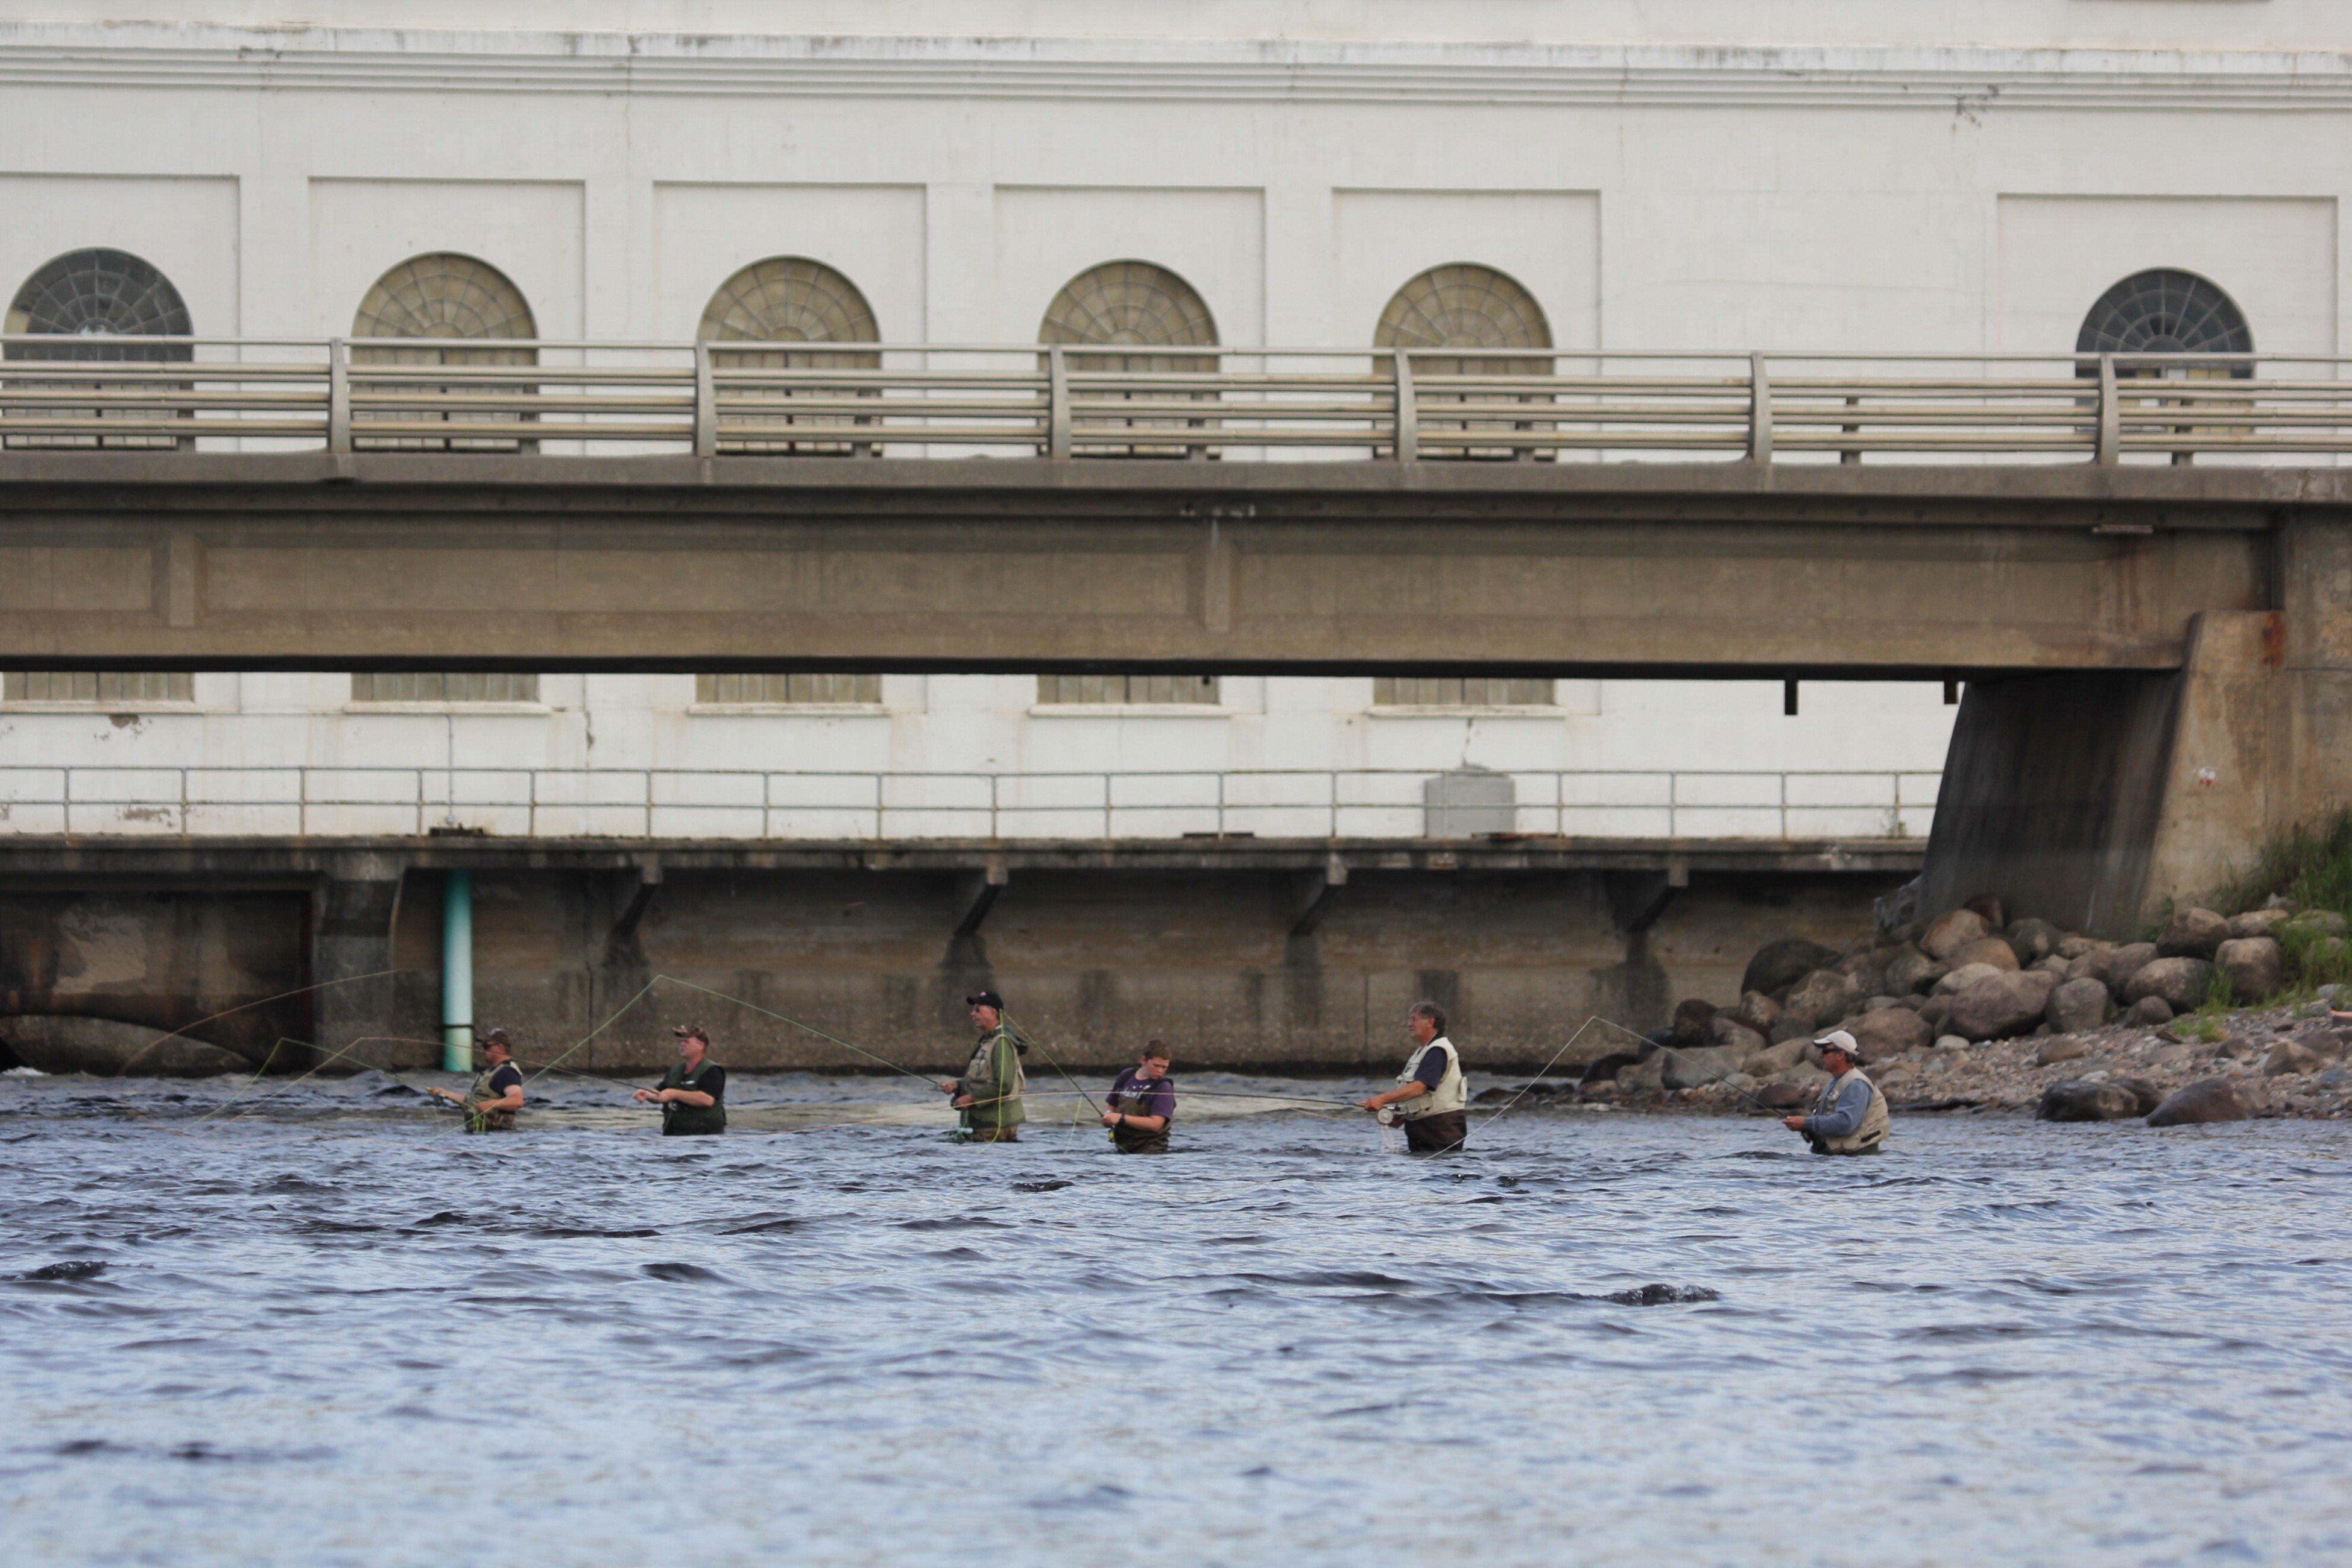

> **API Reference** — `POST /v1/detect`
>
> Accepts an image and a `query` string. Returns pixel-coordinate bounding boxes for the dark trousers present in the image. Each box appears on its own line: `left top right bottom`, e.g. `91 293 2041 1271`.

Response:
962 1124 1020 1143
1403 1111 1468 1153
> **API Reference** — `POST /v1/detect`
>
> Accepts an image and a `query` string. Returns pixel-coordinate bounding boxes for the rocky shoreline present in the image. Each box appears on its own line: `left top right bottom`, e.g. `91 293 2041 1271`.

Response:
1479 895 2352 1125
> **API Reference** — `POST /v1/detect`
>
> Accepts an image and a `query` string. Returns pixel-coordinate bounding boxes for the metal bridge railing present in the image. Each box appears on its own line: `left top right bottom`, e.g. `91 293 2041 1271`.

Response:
1 338 2345 463
0 765 1939 841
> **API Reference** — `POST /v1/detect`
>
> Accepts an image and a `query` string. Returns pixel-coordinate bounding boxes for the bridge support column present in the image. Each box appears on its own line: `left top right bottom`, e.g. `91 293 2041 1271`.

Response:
1923 520 2352 935
312 856 408 1070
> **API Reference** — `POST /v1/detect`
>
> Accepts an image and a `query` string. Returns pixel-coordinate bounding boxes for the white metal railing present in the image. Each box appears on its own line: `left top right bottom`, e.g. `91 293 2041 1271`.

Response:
0 766 1939 841
1 338 2347 463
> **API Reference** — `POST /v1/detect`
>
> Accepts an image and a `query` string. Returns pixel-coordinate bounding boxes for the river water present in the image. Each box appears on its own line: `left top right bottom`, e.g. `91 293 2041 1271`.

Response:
3 1069 2348 1566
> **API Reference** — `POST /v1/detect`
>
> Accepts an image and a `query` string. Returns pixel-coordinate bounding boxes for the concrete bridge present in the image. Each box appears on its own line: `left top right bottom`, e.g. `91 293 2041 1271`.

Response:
3 341 2348 937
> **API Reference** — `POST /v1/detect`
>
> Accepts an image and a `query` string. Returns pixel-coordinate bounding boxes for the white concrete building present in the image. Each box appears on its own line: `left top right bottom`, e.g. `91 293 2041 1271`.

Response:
8 1 2350 841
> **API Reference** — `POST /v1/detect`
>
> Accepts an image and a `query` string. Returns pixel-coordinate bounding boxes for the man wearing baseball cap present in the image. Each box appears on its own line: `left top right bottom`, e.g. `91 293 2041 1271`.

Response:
428 1025 523 1133
633 1023 727 1136
937 991 1026 1143
1781 1029 1889 1155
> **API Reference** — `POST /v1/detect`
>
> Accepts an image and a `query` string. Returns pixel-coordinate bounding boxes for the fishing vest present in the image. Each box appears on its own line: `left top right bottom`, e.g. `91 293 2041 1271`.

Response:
466 1061 518 1133
1108 1070 1174 1154
959 1028 1026 1130
1397 1037 1467 1119
659 1057 726 1137
1810 1066 1890 1155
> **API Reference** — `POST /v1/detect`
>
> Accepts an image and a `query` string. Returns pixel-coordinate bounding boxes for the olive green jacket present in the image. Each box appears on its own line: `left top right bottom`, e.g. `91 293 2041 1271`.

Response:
956 1026 1026 1130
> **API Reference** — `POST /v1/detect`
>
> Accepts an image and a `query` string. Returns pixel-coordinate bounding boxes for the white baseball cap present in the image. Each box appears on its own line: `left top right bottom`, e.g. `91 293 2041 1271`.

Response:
1812 1029 1860 1057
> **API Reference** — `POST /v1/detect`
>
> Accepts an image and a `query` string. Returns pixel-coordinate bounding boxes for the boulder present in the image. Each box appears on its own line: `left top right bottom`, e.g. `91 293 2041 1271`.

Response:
1742 937 1842 999
2056 934 2113 961
1948 937 2022 973
1730 990 1782 1035
1933 1034 1970 1052
1777 1064 1832 1096
1883 944 1945 997
2123 956 2216 1013
2284 909 2349 940
2289 1025 2348 1060
2090 941 2161 1001
2034 1035 2088 1066
1708 1017 1768 1060
2263 1038 2325 1077
2005 918 2067 965
1768 1015 1815 1046
1933 962 2006 997
2114 1078 2165 1116
1742 1036 1813 1076
2125 995 2175 1026
1845 1007 1932 1059
1920 908 1991 962
2148 1043 2193 1070
1617 1053 1668 1093
2032 956 2072 976
2046 976 2113 1035
1660 1044 1744 1091
2226 908 2292 940
2214 937 2284 1002
1918 995 1954 1032
1668 997 1717 1046
2146 1077 2252 1127
1781 969 1863 1030
2156 906 2230 959
1946 969 2063 1042
1754 1081 1810 1110
1963 894 2006 931
2038 1080 2143 1122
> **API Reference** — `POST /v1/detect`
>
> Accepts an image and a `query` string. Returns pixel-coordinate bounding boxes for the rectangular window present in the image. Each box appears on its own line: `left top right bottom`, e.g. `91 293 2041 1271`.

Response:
694 674 882 706
1037 675 1221 706
350 673 540 703
3 671 193 703
1374 677 1556 707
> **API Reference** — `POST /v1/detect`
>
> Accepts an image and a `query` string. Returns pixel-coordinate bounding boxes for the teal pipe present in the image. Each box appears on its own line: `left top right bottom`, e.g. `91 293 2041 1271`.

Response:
441 870 473 1073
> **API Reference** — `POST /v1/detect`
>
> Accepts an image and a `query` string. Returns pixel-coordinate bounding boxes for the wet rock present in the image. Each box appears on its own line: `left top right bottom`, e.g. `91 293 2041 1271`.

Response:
1846 1007 1932 1059
2263 1038 2325 1077
1742 937 1842 999
1948 937 2022 973
1669 997 1718 1046
2005 917 2066 965
2157 906 2230 959
1708 1017 1768 1060
1754 1081 1810 1110
1617 1054 1667 1092
1962 894 2006 931
2124 956 2216 1013
1781 969 1863 1031
1730 990 1781 1035
2147 1077 2251 1127
1742 1037 1812 1076
2046 976 2113 1035
1660 1044 1743 1091
2038 1079 2143 1122
1883 944 1945 997
2114 1078 2164 1116
2056 934 2113 961
2035 1035 2088 1066
1933 961 2006 997
2126 995 2175 1026
2214 937 2284 1002
1577 1052 1642 1090
1947 970 2062 1042
2227 908 2292 940
1921 908 1992 962
2089 941 2161 1001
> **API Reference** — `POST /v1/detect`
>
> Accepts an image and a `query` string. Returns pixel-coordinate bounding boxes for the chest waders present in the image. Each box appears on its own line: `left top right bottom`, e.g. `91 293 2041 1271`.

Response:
659 1058 726 1136
465 1064 517 1133
1108 1076 1174 1154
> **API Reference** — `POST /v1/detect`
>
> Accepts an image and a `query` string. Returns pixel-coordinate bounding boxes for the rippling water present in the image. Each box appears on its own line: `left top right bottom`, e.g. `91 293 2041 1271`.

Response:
4 1071 2349 1565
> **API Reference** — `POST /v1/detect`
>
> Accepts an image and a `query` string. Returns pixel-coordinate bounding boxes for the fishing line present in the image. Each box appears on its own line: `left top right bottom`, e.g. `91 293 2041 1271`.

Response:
113 967 417 1078
191 1034 445 1130
654 975 937 1087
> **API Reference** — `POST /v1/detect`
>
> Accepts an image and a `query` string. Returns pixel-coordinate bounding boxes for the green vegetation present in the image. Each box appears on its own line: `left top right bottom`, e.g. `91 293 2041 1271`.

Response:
2214 807 2352 923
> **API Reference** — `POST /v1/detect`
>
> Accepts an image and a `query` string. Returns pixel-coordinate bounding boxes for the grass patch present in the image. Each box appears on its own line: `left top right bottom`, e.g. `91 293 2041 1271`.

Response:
2213 806 2352 921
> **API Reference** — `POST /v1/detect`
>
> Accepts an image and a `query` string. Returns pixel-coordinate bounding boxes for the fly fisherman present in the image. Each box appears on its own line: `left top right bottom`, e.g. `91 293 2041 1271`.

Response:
1782 1029 1890 1155
428 1026 524 1133
1356 1002 1468 1153
634 1023 727 1136
938 990 1025 1143
1101 1041 1176 1154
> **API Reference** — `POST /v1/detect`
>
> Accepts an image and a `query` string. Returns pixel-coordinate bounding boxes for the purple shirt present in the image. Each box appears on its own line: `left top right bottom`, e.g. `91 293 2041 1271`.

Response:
1109 1067 1175 1121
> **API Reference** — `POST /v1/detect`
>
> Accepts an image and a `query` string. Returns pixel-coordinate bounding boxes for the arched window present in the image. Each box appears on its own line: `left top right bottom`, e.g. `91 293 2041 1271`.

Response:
350 253 536 451
2077 270 2251 359
5 248 194 449
1374 264 1553 459
1038 261 1218 372
698 258 880 457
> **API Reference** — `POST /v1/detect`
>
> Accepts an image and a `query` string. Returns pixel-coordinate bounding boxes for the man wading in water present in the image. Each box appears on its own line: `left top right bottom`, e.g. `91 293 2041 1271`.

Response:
429 1026 523 1133
1357 1002 1468 1153
634 1023 727 1136
1782 1029 1890 1155
1101 1041 1175 1153
938 990 1026 1143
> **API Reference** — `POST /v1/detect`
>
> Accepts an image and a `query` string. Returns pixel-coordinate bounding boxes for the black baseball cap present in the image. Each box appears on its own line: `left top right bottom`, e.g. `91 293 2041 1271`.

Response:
479 1026 511 1049
965 991 1005 1011
673 1023 709 1044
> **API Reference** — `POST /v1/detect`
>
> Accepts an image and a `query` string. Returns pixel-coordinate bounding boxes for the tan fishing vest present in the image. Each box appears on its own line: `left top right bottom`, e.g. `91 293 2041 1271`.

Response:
1397 1037 1466 1119
466 1060 517 1133
959 1028 1027 1130
1812 1066 1890 1154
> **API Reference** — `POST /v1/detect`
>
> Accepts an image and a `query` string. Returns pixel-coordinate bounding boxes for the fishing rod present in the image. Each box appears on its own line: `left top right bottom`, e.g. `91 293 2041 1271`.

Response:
191 1034 445 1129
